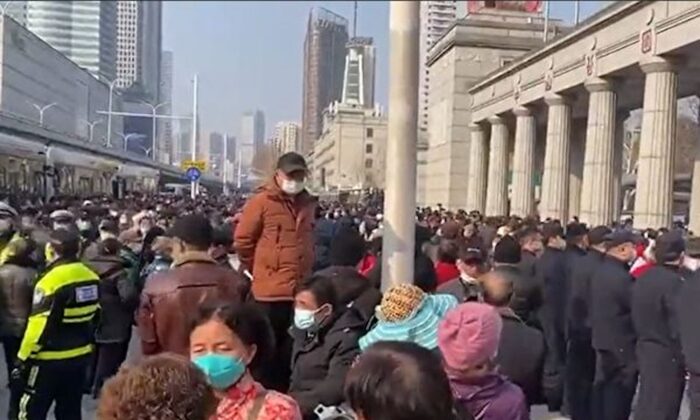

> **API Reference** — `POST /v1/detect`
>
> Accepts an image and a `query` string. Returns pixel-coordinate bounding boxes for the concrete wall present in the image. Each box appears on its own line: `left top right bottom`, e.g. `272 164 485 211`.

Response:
0 17 123 147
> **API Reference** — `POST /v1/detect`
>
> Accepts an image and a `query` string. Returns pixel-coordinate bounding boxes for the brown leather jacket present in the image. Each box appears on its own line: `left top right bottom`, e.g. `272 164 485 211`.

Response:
137 251 250 356
234 180 316 302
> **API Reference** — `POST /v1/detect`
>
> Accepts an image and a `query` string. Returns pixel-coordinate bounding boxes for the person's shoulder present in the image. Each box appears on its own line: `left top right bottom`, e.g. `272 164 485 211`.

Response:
261 390 302 419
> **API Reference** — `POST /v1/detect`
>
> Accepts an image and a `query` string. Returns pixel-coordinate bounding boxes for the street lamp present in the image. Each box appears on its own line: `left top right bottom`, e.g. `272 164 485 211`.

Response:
118 132 141 152
29 102 57 126
141 100 169 163
81 119 103 143
0 1 16 18
106 78 122 148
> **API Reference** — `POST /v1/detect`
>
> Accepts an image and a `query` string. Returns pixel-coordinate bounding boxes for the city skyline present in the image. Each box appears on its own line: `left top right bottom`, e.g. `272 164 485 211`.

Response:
164 1 602 137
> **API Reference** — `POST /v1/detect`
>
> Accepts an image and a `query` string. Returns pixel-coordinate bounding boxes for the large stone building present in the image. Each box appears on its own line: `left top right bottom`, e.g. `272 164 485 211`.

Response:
342 37 375 108
301 7 348 156
240 110 265 168
462 0 700 231
421 6 563 208
273 122 301 154
26 1 118 81
311 102 387 191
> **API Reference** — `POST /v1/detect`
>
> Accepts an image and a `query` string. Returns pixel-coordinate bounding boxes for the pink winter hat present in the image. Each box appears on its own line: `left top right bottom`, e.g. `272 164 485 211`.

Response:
438 302 503 372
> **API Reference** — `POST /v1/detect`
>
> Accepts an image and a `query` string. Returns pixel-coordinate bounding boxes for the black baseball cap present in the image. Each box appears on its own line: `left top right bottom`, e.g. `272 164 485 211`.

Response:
565 222 588 239
276 152 308 175
588 226 612 246
604 230 640 249
655 230 686 262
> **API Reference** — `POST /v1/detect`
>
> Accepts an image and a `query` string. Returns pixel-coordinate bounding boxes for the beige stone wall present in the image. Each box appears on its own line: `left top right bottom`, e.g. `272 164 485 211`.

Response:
312 106 387 191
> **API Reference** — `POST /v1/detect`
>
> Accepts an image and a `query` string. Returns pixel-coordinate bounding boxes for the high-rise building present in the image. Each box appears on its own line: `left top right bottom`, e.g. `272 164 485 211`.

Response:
26 1 118 81
240 110 265 168
274 122 301 154
301 7 348 156
116 0 162 101
159 50 173 163
419 1 456 135
341 37 375 108
2 1 27 25
207 132 224 178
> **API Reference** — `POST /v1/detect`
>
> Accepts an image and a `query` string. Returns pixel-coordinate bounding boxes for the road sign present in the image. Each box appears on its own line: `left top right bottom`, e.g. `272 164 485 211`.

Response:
181 159 206 171
185 167 201 182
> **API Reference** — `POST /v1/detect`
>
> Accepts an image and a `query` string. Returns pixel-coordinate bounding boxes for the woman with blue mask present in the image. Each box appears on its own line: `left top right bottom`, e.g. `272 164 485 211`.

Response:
289 274 365 419
189 302 301 420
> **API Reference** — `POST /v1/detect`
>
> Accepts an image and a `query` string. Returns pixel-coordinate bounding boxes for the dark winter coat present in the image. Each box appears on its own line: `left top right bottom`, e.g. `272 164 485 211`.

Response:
567 248 605 340
590 255 636 358
493 264 541 329
495 308 546 406
289 308 364 419
0 262 36 337
88 254 139 343
450 373 529 420
312 218 337 272
437 276 482 303
315 265 381 327
676 269 700 420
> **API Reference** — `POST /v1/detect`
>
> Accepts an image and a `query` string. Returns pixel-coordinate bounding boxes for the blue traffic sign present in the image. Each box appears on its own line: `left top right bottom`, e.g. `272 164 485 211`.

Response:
185 167 201 182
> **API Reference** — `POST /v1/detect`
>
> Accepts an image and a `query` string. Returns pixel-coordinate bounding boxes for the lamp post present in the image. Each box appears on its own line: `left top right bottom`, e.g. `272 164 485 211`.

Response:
106 78 121 148
141 100 169 163
118 132 141 152
29 102 57 126
82 119 103 143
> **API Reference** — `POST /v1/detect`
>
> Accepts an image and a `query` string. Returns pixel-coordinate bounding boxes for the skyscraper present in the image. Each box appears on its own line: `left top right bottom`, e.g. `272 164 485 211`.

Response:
301 7 348 156
274 122 301 154
116 0 162 101
240 110 265 168
419 1 456 134
2 1 27 25
160 51 174 163
341 37 375 108
26 1 118 81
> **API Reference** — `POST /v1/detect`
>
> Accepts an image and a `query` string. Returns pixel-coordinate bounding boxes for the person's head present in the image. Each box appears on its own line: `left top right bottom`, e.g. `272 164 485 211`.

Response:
543 222 565 250
293 274 337 330
605 230 638 263
345 341 457 420
436 239 459 265
565 222 589 249
654 230 686 266
456 245 485 279
329 225 366 267
47 227 81 263
275 152 308 195
97 353 217 420
189 302 274 391
98 218 119 241
463 223 477 238
209 225 233 256
438 302 503 381
517 226 543 256
587 225 611 253
0 202 17 236
480 271 513 308
493 235 521 266
50 209 75 231
3 236 36 267
168 214 213 258
98 238 122 257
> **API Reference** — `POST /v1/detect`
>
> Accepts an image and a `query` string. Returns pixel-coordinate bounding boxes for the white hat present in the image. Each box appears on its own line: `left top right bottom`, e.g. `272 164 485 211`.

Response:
50 209 74 221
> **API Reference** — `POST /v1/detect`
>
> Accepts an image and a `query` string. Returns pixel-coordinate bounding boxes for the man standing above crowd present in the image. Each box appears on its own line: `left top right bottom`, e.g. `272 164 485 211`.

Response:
590 230 638 420
234 152 316 391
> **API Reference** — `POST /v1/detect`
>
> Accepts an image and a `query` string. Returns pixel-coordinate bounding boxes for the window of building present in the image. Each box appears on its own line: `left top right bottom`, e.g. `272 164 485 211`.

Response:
365 158 373 169
366 128 374 138
500 57 514 67
365 144 373 154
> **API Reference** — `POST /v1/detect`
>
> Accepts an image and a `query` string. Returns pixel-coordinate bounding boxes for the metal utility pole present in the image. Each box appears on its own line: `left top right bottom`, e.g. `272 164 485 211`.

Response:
82 119 103 142
141 101 169 162
107 79 120 148
236 149 242 189
574 0 580 25
353 0 358 38
191 74 199 199
223 134 229 196
30 102 57 126
381 1 419 291
543 0 550 42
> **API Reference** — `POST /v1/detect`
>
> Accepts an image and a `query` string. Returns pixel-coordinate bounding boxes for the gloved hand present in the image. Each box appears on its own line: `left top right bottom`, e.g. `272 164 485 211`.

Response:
10 360 28 387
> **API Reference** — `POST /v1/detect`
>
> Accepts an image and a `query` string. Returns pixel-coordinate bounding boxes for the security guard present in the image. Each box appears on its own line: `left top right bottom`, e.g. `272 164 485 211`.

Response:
0 202 22 265
13 228 100 420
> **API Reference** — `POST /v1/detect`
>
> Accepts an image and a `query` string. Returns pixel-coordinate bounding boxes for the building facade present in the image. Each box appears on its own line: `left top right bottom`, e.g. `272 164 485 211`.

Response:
26 1 118 81
116 0 162 102
421 7 560 209
342 37 375 108
301 7 348 156
311 102 387 191
273 122 301 154
240 110 265 168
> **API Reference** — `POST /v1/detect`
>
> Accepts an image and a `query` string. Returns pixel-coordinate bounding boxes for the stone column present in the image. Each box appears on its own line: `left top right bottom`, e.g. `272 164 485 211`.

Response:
485 115 509 216
467 123 488 213
569 119 586 221
381 1 419 290
540 94 572 222
511 106 536 217
580 77 617 226
691 147 700 234
612 113 626 222
634 57 678 229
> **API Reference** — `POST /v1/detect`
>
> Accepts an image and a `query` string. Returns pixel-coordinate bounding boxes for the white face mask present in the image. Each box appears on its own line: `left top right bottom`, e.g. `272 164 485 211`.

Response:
53 222 72 231
281 179 305 195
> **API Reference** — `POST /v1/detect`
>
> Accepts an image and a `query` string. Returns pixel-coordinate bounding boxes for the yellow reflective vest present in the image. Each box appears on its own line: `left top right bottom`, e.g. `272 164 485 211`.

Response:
18 260 100 362
0 232 23 265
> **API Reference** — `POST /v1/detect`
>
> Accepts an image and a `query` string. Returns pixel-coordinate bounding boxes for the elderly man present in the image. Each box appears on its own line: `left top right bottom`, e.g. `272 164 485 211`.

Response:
234 152 316 391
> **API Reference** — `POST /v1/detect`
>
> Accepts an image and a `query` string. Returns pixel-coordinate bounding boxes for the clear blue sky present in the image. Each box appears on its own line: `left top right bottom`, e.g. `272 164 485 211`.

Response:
163 1 603 138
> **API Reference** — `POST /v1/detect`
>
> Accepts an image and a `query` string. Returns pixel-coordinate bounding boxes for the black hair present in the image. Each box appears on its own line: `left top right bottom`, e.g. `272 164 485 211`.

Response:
515 226 541 243
98 238 122 256
329 226 366 267
295 274 338 309
345 341 458 420
482 273 514 307
190 302 275 373
414 253 438 293
50 227 81 260
437 239 459 264
211 225 233 248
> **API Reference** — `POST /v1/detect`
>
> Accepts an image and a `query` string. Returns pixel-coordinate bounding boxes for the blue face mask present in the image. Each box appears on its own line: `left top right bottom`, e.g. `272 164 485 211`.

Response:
294 308 317 330
192 353 245 390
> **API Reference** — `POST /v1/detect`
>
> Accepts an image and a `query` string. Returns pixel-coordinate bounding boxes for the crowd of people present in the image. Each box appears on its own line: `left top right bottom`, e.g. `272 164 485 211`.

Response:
0 151 699 420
